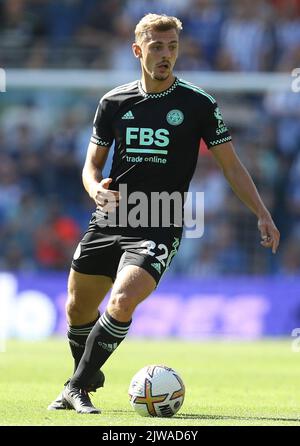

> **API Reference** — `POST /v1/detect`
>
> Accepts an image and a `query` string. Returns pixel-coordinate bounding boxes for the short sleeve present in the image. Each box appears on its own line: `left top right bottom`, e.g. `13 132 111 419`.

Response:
90 97 114 147
201 101 232 149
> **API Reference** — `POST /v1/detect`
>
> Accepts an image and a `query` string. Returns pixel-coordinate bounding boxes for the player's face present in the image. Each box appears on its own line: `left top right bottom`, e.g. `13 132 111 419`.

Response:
136 29 179 81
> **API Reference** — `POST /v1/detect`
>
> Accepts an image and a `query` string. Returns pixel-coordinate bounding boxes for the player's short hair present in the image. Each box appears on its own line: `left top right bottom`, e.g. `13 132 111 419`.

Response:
135 13 183 43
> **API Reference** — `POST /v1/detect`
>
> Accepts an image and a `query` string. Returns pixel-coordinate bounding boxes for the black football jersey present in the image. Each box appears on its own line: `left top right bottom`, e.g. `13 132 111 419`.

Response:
91 77 231 227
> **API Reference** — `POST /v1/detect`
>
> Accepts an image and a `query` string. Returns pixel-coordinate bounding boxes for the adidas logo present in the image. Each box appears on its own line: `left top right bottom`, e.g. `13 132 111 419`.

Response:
151 262 161 274
98 341 118 352
121 110 134 120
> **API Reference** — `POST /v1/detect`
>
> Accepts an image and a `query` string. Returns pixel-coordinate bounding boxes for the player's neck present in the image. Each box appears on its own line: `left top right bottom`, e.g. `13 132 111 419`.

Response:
140 74 176 94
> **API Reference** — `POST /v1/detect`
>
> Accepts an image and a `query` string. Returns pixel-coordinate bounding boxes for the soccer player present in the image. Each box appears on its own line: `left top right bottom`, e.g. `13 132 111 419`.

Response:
48 13 280 414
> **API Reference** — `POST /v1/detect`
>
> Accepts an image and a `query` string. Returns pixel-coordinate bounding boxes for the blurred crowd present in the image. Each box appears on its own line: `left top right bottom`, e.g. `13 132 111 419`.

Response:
0 0 300 276
1 86 300 276
0 0 300 71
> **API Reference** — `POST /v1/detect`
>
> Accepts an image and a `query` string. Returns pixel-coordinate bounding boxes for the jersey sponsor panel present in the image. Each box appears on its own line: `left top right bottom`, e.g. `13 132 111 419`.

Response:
90 77 231 227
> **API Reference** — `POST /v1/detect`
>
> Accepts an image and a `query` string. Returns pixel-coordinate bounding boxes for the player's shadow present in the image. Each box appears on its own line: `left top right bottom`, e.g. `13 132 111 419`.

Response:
175 413 300 423
109 410 300 423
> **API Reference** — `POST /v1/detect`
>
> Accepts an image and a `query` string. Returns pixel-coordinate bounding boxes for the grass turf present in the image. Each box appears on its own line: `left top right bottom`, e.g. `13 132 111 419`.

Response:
0 338 299 426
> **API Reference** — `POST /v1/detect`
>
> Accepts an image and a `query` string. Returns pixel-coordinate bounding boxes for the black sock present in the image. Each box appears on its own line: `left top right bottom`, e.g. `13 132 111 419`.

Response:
70 310 131 389
67 313 100 373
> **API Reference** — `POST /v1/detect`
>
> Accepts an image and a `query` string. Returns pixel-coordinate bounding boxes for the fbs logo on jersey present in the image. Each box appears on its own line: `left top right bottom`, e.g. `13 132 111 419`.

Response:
151 262 162 274
166 109 184 126
126 127 169 147
122 110 135 120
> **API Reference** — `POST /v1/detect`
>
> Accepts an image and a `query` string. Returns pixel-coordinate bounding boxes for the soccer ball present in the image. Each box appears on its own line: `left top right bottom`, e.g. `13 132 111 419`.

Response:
128 365 185 417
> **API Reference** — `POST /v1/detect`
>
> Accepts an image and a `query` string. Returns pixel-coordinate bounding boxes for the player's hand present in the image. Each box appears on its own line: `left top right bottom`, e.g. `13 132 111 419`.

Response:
90 178 120 212
257 213 280 254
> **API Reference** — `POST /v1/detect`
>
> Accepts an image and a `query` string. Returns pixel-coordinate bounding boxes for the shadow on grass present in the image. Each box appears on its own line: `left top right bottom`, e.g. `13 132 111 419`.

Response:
109 410 300 423
176 413 300 423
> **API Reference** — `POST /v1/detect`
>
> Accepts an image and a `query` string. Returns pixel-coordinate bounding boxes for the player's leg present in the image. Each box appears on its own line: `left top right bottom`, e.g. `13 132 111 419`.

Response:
66 269 112 373
63 265 156 413
72 264 155 380
48 269 112 411
63 230 182 413
64 224 120 378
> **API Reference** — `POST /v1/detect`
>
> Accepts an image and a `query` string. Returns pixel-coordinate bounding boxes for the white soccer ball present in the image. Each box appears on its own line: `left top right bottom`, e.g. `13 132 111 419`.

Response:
128 365 185 417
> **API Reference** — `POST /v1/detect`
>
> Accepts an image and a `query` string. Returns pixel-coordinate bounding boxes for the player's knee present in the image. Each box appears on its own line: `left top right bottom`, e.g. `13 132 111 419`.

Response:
109 292 136 317
66 280 82 318
65 293 87 322
66 299 78 320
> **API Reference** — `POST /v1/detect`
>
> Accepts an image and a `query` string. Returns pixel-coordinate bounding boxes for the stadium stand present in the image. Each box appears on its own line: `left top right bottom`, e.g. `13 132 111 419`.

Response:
0 0 300 276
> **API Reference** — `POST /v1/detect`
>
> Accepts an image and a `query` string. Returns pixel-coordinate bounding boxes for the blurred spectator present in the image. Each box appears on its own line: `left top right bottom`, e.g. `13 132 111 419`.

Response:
276 44 300 73
264 90 300 159
188 219 249 276
287 152 300 229
216 0 274 71
0 240 36 271
42 108 85 201
124 0 191 22
278 238 300 275
109 14 139 70
0 0 47 67
182 0 224 68
34 200 80 270
176 37 212 71
75 0 122 68
271 0 300 15
1 100 50 145
213 219 249 274
0 155 22 223
44 0 89 46
272 0 300 70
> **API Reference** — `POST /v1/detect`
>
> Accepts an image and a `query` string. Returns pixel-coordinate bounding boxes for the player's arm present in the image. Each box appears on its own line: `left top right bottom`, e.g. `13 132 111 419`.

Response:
211 141 280 254
82 141 120 211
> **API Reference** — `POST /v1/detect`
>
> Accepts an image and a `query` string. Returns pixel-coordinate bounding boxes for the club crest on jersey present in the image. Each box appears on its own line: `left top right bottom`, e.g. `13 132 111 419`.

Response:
166 109 184 126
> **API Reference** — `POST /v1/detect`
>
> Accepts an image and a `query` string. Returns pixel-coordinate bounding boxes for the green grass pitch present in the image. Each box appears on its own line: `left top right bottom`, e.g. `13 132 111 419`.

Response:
0 338 300 426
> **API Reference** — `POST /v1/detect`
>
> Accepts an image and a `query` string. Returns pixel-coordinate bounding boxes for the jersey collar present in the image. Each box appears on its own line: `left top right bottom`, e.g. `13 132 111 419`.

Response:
138 77 179 99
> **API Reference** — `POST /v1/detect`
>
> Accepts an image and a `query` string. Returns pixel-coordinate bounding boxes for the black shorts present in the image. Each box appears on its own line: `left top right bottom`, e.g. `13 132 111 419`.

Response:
71 217 182 285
